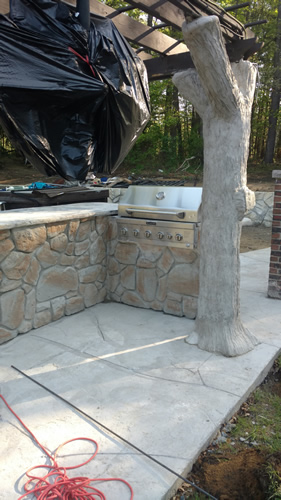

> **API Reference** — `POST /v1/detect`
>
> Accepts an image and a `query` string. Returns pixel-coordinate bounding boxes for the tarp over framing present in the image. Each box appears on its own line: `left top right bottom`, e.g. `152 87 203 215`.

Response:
0 0 150 180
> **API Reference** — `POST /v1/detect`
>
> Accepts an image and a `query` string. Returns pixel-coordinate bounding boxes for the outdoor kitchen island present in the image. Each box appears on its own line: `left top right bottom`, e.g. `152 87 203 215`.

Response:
0 190 201 344
0 203 117 344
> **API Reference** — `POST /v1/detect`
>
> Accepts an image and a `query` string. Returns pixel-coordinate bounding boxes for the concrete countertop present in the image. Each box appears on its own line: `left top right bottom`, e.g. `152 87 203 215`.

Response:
0 203 118 230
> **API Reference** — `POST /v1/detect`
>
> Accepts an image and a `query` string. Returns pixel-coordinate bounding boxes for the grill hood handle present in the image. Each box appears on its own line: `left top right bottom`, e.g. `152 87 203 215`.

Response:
125 208 185 219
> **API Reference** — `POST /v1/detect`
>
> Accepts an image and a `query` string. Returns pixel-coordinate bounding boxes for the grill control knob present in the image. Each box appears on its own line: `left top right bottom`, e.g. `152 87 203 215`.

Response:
121 227 128 236
145 230 152 238
167 233 173 240
158 232 164 240
133 229 139 237
175 233 183 241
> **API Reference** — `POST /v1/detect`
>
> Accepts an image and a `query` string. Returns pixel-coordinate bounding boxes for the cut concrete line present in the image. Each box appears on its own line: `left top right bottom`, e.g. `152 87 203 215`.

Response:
31 333 189 361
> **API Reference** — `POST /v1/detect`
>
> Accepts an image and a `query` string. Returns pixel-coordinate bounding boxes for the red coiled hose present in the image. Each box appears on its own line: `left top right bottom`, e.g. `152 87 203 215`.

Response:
1 394 134 500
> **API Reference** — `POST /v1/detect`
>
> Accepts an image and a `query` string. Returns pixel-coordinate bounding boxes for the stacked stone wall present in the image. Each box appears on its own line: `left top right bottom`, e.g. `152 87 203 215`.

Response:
0 216 108 343
107 218 199 318
268 171 281 299
244 191 274 227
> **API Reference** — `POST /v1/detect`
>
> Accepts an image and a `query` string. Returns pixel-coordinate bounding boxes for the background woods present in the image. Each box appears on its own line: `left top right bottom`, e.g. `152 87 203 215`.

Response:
121 0 281 174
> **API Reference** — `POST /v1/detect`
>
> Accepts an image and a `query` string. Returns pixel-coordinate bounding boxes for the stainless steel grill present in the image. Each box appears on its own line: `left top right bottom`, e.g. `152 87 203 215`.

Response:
117 186 202 249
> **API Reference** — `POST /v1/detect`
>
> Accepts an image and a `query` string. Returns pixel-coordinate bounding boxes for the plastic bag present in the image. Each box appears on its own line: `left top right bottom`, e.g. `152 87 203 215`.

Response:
0 0 150 180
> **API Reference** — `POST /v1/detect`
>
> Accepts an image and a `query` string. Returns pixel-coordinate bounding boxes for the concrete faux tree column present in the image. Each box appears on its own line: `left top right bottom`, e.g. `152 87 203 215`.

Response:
173 16 258 356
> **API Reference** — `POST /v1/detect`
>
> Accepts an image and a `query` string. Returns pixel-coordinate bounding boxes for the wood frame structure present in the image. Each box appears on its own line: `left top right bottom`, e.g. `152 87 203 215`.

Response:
0 0 264 80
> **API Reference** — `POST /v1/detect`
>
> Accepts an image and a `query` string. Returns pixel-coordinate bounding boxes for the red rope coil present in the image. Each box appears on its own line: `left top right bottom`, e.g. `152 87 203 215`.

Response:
1 394 134 500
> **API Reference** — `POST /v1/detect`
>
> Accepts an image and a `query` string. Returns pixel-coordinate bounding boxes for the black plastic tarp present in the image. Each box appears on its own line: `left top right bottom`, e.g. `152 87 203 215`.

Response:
0 0 150 180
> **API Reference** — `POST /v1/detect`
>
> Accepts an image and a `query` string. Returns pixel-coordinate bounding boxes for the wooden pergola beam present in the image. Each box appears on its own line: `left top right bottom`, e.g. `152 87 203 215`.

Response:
123 0 186 31
144 37 263 80
125 0 245 40
66 0 189 55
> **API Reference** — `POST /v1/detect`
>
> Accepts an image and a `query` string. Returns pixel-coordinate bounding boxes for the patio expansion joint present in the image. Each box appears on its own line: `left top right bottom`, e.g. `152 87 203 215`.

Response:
197 371 240 397
29 334 244 397
26 335 205 389
93 314 106 341
196 355 242 398
240 289 267 295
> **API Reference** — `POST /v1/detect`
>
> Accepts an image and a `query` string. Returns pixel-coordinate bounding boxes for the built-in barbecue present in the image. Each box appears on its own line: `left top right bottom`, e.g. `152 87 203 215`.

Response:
117 186 202 249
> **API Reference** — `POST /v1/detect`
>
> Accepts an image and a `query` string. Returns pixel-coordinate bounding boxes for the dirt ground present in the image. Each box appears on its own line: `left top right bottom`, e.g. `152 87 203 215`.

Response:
240 225 272 253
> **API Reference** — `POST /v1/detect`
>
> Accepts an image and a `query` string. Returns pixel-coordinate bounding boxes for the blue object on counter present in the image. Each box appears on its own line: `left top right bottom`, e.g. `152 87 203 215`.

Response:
28 182 57 190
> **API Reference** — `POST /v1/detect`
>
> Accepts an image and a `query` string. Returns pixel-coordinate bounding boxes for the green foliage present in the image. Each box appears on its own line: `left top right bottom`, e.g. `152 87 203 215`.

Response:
222 0 281 162
0 126 15 155
266 463 281 499
222 385 281 454
120 0 280 172
122 79 204 174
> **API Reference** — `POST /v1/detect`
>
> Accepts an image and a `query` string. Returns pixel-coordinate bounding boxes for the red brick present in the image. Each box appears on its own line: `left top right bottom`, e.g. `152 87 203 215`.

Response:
272 221 281 227
270 256 278 262
271 245 280 251
272 267 281 274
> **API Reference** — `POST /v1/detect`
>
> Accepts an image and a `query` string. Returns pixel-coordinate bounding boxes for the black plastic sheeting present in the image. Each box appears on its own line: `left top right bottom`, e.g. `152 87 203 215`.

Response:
0 0 150 180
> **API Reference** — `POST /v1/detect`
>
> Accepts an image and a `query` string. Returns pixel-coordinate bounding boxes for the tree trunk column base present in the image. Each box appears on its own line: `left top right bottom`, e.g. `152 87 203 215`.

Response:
185 321 259 357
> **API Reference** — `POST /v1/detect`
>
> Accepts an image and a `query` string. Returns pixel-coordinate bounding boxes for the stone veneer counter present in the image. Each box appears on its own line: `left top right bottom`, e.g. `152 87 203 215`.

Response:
0 203 117 343
0 202 200 344
0 203 118 230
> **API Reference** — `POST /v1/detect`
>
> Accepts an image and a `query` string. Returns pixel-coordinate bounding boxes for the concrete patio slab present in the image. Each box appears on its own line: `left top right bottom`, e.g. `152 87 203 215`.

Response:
0 248 280 500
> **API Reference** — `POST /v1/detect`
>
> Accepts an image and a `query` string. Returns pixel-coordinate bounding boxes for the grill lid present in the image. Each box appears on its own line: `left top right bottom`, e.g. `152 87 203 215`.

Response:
118 186 202 222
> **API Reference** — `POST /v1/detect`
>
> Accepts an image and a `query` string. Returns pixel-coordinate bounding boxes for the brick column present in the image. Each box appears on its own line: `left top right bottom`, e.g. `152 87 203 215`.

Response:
268 170 281 299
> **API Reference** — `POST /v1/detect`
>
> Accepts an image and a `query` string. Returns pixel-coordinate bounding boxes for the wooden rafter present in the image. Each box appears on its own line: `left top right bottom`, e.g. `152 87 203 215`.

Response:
0 0 263 80
146 37 263 80
66 0 189 55
125 0 245 40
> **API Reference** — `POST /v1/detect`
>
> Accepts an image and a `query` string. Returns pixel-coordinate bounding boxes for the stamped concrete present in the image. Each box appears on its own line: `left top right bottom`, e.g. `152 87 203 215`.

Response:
0 248 280 500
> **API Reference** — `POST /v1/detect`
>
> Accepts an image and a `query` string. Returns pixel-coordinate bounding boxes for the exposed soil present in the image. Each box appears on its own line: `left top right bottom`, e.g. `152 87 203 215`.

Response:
240 225 272 253
172 360 281 500
187 449 267 500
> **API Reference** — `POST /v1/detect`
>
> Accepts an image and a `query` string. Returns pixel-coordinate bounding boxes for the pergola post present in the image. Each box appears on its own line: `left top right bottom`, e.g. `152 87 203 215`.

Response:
173 16 259 356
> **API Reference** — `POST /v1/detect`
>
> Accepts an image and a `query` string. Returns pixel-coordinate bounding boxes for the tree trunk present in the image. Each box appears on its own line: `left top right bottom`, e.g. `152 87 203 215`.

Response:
264 0 281 164
173 16 258 356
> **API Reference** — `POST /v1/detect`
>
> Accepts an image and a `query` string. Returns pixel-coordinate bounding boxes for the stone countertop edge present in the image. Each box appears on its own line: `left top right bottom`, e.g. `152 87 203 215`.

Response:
0 203 118 230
